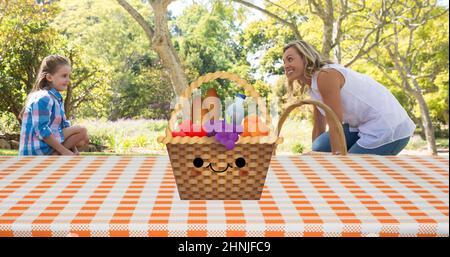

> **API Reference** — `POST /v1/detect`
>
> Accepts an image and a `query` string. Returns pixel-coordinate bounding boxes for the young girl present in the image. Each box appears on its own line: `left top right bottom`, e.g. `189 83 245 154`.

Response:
19 55 89 155
282 40 415 155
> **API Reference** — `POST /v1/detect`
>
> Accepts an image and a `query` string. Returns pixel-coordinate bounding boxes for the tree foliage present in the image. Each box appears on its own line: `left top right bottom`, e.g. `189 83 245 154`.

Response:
0 0 61 120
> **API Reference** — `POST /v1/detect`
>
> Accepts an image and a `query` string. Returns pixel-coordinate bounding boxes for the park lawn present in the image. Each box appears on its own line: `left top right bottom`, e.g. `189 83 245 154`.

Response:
0 149 160 156
405 136 449 150
0 149 19 156
1 137 448 156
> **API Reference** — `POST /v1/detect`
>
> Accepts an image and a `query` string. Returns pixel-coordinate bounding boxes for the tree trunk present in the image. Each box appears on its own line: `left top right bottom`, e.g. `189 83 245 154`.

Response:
415 115 426 140
149 0 187 96
332 20 341 63
64 84 73 119
320 0 334 59
117 0 188 96
321 18 333 59
413 90 438 155
443 109 449 127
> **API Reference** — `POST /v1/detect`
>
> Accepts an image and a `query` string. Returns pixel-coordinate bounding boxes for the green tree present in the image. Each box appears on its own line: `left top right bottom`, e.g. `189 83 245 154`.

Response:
54 0 174 120
234 0 390 64
0 0 61 121
365 2 449 154
172 1 255 100
116 0 189 96
239 0 449 155
0 0 107 125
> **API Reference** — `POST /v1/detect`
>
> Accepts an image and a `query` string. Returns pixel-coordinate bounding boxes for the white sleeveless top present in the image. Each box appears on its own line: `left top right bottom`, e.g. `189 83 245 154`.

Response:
308 63 416 149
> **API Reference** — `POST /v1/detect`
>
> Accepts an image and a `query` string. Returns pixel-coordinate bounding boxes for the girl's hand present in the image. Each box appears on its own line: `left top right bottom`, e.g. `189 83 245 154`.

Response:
43 135 75 156
60 149 75 156
72 146 80 155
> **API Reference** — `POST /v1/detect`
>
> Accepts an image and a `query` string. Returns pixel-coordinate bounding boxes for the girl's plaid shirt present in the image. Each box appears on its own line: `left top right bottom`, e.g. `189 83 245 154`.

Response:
19 88 71 155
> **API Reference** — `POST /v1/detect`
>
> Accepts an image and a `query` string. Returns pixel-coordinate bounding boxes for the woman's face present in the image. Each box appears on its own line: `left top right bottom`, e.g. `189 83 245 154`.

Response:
46 64 71 92
283 46 305 82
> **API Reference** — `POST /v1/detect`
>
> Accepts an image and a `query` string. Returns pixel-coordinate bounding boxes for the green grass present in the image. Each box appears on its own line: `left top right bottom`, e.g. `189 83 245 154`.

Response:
276 118 312 154
0 149 160 156
75 118 167 154
0 149 19 156
405 135 449 150
79 152 160 156
437 138 449 148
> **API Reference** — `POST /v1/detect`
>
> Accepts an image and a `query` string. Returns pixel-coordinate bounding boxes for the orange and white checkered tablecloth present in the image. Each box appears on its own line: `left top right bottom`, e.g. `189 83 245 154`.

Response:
0 155 448 237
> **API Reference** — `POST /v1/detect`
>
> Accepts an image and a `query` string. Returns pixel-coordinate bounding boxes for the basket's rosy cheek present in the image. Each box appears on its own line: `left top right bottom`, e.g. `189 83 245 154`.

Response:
239 170 249 176
191 157 204 177
190 169 202 177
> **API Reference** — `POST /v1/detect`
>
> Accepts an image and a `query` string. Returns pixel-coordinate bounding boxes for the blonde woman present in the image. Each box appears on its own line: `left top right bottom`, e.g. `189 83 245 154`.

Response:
282 40 415 155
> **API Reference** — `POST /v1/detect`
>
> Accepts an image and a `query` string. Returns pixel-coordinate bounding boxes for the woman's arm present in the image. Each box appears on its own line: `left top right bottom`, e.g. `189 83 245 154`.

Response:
312 106 326 141
316 69 345 154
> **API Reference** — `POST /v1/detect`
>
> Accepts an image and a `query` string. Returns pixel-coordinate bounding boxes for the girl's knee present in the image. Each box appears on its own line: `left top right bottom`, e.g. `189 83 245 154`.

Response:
64 125 87 139
76 135 89 147
70 125 87 134
78 126 87 135
76 139 88 147
82 128 89 143
70 126 88 147
83 134 89 145
76 126 88 139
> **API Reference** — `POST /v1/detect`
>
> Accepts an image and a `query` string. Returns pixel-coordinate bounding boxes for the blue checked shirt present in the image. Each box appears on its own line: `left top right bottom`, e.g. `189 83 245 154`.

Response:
19 88 71 155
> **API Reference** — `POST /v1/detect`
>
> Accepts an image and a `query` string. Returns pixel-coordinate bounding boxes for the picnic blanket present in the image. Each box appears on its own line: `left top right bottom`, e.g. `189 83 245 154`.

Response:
0 155 448 237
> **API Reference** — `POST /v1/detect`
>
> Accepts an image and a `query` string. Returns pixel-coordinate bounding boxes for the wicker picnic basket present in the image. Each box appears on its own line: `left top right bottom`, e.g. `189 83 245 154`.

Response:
158 71 347 200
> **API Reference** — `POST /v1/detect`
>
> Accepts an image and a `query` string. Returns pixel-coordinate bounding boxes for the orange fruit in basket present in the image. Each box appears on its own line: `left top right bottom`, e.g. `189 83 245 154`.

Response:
242 115 269 136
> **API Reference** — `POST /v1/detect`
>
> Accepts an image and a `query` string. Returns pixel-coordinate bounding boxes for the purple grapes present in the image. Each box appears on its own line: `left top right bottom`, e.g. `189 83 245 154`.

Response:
215 132 239 150
204 120 242 150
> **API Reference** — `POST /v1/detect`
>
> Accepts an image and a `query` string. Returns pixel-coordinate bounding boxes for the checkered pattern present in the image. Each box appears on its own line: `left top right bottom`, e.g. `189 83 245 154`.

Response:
0 155 447 237
167 143 273 200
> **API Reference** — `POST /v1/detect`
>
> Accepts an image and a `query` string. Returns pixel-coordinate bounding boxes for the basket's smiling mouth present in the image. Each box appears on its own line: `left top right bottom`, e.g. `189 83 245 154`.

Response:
206 163 232 173
192 157 246 174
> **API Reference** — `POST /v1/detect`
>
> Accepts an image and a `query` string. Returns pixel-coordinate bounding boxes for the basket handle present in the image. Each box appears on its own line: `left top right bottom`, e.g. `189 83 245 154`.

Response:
166 71 271 136
276 99 348 155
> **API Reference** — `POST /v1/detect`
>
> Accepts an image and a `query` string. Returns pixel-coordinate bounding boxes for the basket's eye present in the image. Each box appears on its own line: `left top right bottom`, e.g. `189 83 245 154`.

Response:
193 157 204 168
235 157 246 168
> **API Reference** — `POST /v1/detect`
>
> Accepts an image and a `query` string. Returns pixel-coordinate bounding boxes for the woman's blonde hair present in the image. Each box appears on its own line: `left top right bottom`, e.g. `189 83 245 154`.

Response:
19 55 70 120
283 40 334 96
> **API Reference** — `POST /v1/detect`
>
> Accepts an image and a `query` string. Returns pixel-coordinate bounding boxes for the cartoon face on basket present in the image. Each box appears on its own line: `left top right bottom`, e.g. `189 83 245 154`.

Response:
190 157 248 176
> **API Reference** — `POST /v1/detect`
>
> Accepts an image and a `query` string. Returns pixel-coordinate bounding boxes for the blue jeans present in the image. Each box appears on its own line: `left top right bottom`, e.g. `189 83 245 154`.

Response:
312 124 410 155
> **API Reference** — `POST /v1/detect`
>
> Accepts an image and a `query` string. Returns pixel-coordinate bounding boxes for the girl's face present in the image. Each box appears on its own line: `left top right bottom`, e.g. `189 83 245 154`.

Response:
283 46 305 82
46 64 71 92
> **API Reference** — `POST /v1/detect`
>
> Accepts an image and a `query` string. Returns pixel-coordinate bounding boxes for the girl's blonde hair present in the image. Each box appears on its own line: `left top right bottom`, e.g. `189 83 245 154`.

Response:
19 55 70 120
283 40 334 96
